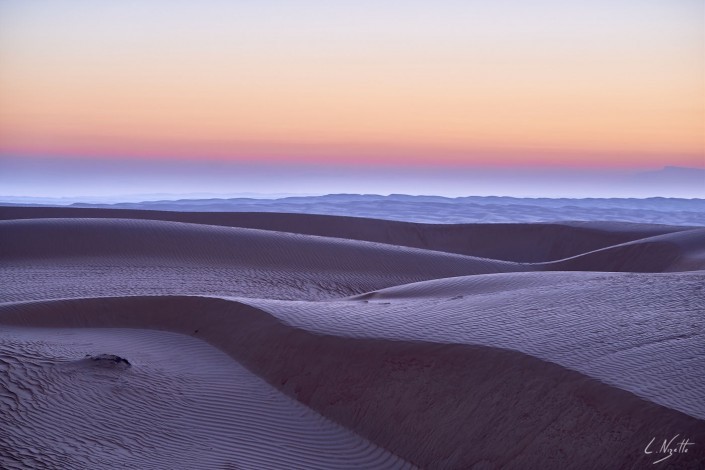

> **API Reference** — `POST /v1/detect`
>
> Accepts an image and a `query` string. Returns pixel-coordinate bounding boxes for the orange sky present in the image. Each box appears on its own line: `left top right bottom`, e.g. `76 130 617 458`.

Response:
1 1 703 168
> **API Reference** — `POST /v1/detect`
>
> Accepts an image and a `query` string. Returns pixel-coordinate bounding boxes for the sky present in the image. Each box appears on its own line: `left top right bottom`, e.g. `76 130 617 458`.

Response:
0 0 703 198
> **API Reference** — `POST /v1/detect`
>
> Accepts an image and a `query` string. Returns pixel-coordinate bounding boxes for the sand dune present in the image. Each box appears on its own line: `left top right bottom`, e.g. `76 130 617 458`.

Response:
1 217 701 307
543 228 705 272
1 207 704 469
349 271 608 300
243 271 705 420
0 325 409 469
1 295 703 469
0 205 695 261
0 217 521 273
0 217 521 302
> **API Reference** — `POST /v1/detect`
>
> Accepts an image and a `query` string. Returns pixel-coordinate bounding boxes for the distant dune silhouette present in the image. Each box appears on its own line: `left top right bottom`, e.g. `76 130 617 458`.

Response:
2 193 704 225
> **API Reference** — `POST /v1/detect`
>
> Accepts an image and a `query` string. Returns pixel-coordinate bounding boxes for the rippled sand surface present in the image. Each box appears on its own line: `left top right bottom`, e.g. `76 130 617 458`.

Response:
1 209 703 469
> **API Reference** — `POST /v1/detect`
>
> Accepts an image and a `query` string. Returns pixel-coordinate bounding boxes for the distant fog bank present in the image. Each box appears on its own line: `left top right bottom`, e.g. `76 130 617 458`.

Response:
2 194 703 226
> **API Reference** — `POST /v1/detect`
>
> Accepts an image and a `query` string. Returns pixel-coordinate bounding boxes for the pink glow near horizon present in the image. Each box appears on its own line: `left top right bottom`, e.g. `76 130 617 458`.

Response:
0 1 703 172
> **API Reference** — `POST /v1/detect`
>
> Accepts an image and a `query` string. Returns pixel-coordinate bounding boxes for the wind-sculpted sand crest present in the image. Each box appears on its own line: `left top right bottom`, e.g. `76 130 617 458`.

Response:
1 208 703 469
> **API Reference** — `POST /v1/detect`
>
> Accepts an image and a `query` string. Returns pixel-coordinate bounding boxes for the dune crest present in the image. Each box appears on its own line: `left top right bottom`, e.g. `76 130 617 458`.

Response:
2 296 704 469
0 205 698 262
1 207 703 468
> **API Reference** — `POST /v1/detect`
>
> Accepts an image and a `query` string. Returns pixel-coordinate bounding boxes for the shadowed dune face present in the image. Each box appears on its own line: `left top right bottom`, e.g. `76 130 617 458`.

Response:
543 229 705 273
249 271 705 420
1 216 703 306
0 205 696 262
0 296 704 470
0 217 522 301
1 207 704 468
0 218 521 272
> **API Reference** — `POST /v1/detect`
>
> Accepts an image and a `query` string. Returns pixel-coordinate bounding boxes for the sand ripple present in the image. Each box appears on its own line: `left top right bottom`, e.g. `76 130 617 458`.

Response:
0 327 411 469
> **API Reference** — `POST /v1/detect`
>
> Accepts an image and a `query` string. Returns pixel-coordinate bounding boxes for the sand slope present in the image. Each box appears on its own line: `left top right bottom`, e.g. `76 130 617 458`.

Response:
0 217 521 301
244 271 705 420
1 207 704 469
0 205 696 261
543 228 705 272
0 326 409 470
1 217 701 307
1 295 703 469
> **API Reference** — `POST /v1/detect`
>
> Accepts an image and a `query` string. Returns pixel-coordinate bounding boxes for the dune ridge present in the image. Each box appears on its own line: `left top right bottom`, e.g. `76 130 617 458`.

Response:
243 270 705 421
0 205 697 262
1 295 703 469
542 228 705 272
1 207 704 469
0 217 520 272
0 217 523 303
2 216 702 309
